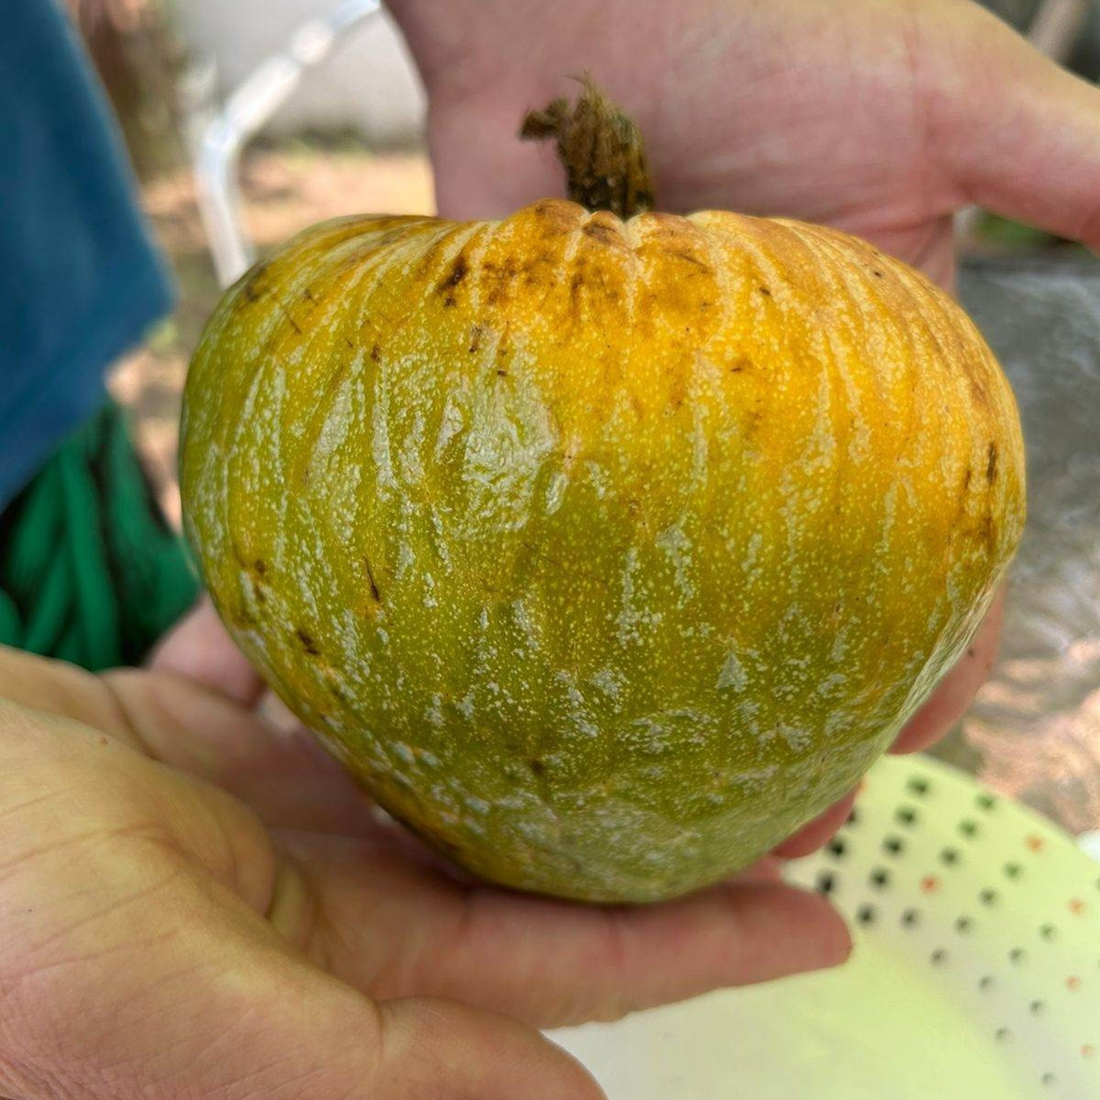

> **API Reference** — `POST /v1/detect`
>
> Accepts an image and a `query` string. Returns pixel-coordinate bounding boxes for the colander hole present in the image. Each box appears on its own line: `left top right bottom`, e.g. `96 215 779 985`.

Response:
955 916 973 933
826 837 847 860
845 808 860 827
958 819 980 839
883 836 905 856
869 868 891 889
906 777 931 797
978 975 994 991
1040 923 1057 942
816 871 836 895
895 806 918 827
940 847 960 866
979 888 998 906
1003 862 1023 880
1030 1000 1045 1015
995 1027 1011 1042
930 948 948 966
1009 948 1027 964
857 904 876 925
901 908 920 928
976 793 997 811
1042 1072 1056 1087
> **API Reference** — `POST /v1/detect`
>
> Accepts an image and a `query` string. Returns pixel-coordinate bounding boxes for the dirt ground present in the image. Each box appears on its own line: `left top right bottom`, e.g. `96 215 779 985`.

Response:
110 146 434 524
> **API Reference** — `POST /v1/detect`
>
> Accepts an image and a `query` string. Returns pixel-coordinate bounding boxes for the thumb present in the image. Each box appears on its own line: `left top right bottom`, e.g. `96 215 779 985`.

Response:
935 5 1100 248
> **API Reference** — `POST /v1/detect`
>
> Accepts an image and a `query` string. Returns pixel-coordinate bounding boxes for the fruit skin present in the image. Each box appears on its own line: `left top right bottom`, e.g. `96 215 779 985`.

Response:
181 199 1025 903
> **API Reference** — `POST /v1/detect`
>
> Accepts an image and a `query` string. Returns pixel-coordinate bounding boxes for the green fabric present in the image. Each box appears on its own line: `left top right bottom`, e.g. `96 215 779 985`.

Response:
0 401 199 670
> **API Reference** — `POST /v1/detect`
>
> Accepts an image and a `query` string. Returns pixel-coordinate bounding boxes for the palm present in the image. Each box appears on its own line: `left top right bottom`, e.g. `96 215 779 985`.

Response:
0 637 844 1038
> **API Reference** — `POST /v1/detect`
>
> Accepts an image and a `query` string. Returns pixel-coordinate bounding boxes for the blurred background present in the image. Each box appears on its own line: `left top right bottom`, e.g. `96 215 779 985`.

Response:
62 0 1100 839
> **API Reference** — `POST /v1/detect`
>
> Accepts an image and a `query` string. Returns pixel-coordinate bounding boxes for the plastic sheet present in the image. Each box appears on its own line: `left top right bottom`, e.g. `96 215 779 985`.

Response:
954 257 1100 835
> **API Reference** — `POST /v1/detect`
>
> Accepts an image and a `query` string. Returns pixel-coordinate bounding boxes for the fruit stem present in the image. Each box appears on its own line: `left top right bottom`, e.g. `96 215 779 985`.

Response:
520 75 655 218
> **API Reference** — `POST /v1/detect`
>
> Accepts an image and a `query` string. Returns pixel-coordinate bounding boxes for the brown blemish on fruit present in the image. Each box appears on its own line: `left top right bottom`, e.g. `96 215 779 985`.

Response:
986 441 998 484
483 255 522 306
468 324 486 353
667 248 711 273
978 513 997 551
295 628 321 656
370 342 382 363
728 356 753 374
241 260 269 302
438 253 469 307
583 220 619 245
531 198 584 236
529 758 547 776
365 558 383 605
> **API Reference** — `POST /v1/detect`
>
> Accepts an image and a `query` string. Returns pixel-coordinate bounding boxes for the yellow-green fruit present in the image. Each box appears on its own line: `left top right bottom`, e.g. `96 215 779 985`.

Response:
181 199 1025 903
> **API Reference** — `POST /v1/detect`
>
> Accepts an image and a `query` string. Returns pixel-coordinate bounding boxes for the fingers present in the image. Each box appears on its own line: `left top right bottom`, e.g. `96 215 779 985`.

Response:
371 876 849 1028
932 3 1100 249
101 664 378 834
771 788 859 859
891 586 1005 755
149 597 267 706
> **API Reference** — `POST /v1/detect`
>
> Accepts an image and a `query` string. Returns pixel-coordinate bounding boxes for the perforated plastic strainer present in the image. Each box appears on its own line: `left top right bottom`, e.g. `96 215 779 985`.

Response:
550 754 1100 1099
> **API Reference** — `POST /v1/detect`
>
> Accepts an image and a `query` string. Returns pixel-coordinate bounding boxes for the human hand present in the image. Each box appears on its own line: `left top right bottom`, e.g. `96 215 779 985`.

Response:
390 0 1100 282
0 639 847 1099
385 0 1076 777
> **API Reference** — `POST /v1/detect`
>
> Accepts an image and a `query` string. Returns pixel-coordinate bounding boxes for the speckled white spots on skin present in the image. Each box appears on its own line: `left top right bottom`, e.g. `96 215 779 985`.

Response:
656 523 695 603
716 649 748 692
589 666 624 700
182 202 1025 903
616 547 665 645
426 694 445 730
776 722 812 753
544 468 568 515
742 529 764 572
816 671 848 696
435 394 467 458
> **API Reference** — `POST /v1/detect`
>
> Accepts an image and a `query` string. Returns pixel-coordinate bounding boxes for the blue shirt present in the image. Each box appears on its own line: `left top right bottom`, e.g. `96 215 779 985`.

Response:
0 0 173 509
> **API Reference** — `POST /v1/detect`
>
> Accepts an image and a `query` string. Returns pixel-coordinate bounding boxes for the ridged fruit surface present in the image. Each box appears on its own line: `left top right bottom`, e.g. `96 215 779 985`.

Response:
181 199 1025 902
